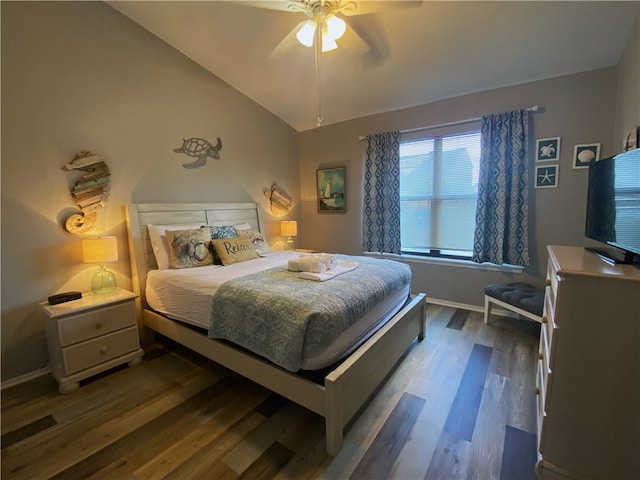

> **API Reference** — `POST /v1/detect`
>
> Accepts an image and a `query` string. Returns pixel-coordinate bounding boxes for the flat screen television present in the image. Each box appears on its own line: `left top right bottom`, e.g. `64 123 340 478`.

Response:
585 148 640 264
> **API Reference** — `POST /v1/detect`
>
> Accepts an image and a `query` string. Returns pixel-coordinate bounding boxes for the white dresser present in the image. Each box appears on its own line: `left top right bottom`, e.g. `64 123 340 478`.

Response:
536 245 640 480
41 289 144 394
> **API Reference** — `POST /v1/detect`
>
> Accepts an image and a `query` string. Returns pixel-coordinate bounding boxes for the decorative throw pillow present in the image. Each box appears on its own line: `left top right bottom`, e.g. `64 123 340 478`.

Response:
207 225 238 239
165 227 213 269
148 224 204 269
237 228 271 256
212 236 259 266
204 225 239 264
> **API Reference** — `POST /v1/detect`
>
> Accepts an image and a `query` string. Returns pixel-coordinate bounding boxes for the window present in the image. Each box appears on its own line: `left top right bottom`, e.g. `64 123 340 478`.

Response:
400 131 481 259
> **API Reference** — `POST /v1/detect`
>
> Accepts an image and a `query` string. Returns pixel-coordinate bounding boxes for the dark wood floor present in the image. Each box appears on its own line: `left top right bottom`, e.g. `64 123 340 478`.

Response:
1 304 540 479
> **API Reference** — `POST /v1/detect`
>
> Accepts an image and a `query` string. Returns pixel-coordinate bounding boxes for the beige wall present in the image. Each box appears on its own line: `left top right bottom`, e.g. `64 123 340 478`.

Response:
614 10 640 145
1 2 636 384
298 68 619 306
1 1 299 382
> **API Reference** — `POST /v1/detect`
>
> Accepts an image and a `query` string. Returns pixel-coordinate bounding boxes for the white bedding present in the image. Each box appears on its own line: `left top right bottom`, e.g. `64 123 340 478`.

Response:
146 250 410 370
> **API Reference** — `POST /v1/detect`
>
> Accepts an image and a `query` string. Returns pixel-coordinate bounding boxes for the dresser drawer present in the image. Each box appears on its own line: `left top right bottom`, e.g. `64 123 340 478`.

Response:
541 295 557 354
536 360 547 453
545 263 559 306
539 324 555 409
57 302 136 347
62 326 140 375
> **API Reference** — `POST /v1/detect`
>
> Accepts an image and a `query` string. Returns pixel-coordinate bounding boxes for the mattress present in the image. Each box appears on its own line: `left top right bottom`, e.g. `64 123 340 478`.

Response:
146 250 410 370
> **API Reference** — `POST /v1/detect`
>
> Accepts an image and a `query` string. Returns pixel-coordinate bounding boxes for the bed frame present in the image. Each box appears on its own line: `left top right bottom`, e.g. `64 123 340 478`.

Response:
125 202 426 455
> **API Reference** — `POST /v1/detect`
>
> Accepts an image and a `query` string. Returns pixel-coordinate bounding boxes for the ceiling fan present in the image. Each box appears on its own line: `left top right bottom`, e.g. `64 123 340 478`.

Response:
241 1 421 127
242 1 421 57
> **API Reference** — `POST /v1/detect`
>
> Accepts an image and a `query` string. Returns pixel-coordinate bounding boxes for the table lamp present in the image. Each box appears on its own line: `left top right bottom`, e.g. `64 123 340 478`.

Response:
82 236 118 293
280 220 298 250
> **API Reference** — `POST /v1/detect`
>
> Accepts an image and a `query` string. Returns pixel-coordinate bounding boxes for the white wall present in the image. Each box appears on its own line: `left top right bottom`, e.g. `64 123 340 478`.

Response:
1 1 299 382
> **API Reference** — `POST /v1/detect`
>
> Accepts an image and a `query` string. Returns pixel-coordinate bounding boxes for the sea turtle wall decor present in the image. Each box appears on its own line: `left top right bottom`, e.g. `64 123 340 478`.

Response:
173 136 222 169
62 150 111 234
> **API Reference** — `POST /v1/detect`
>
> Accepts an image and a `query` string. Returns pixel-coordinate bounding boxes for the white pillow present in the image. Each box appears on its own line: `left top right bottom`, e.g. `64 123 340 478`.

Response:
148 224 203 269
233 222 252 231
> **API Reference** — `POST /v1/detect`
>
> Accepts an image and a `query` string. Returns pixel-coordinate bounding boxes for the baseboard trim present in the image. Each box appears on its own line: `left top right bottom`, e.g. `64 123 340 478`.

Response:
1 367 50 391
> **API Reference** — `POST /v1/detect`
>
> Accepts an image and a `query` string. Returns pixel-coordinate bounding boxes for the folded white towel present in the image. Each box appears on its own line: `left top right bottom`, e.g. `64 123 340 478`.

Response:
289 253 338 271
299 261 358 282
313 253 338 270
288 255 327 273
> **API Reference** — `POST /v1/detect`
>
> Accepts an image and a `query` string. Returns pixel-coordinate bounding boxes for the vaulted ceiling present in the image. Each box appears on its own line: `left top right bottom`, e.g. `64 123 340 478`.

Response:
107 1 638 132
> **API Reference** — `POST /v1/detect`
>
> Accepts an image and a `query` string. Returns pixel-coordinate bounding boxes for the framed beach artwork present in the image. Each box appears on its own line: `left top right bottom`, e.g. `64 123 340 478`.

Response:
317 167 346 213
536 137 561 162
535 165 559 189
573 143 601 169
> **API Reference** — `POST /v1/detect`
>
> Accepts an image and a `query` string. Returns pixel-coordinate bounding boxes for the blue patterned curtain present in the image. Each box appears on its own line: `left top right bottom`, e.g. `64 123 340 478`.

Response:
473 110 530 266
362 131 401 254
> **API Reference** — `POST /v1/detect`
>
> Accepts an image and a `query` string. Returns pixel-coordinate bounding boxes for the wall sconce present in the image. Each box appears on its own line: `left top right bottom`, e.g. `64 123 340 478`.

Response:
82 236 118 294
280 221 298 250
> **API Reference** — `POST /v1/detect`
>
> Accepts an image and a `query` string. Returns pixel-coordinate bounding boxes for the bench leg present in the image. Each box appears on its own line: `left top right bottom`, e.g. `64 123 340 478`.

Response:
484 295 492 324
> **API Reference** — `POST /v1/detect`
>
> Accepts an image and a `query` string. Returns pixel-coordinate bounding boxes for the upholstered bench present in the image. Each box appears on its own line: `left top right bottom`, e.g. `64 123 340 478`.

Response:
484 282 544 324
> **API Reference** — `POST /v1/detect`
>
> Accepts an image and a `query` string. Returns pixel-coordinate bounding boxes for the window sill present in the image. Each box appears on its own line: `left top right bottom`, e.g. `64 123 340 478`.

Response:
363 252 525 273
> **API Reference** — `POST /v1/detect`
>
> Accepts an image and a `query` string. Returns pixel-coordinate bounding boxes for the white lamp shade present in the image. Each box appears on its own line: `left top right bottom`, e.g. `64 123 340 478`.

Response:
82 236 118 264
281 221 298 237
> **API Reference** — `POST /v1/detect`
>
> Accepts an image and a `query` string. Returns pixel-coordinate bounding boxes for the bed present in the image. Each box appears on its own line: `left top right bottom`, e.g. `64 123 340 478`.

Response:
125 202 426 455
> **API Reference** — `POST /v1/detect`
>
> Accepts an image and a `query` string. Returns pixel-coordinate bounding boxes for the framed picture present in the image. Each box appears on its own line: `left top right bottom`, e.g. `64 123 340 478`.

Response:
535 165 559 189
536 137 561 162
317 167 345 212
573 143 601 169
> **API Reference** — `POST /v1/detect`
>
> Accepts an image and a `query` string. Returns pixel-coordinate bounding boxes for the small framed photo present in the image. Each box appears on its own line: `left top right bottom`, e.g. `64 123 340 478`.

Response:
536 137 561 162
535 165 559 189
317 167 346 213
573 143 601 169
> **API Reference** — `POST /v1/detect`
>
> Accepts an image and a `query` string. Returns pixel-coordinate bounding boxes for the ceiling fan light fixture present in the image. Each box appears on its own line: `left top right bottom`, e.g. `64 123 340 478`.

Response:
296 20 316 47
321 34 338 52
325 14 346 40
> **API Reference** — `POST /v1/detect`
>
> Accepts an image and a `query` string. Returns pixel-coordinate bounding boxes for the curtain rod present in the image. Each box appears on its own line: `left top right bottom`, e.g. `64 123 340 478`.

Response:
358 105 540 141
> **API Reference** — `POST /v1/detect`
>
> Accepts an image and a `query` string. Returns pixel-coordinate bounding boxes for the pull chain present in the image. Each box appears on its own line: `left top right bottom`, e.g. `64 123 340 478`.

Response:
314 25 323 127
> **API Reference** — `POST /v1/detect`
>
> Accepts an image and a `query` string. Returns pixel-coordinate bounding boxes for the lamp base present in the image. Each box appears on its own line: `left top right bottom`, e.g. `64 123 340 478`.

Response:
286 237 295 250
91 265 117 294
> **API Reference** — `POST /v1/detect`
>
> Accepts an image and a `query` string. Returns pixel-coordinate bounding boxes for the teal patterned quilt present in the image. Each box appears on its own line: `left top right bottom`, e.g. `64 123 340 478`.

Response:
208 255 411 372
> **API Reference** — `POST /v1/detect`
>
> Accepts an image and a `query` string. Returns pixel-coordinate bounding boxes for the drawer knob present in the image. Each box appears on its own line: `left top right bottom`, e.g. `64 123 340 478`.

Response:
100 346 109 354
96 321 104 329
535 387 541 395
538 352 544 360
545 278 551 287
542 316 548 324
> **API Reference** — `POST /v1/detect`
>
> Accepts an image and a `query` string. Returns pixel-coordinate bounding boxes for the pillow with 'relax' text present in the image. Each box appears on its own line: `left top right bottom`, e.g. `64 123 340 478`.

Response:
212 236 259 266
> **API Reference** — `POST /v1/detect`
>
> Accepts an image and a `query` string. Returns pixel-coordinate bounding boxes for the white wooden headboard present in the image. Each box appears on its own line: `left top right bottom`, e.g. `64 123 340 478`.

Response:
125 202 263 315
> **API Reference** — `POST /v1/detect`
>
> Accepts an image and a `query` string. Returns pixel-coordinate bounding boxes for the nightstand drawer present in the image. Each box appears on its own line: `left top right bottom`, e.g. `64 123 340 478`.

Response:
62 326 140 375
58 301 136 347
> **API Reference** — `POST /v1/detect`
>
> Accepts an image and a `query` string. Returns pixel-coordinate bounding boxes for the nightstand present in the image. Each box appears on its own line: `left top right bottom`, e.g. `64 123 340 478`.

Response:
40 289 144 394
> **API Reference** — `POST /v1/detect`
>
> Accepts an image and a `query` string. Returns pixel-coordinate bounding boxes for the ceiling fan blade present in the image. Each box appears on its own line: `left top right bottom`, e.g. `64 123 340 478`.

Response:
237 1 310 13
336 20 371 56
340 0 423 16
346 15 389 67
268 20 307 58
